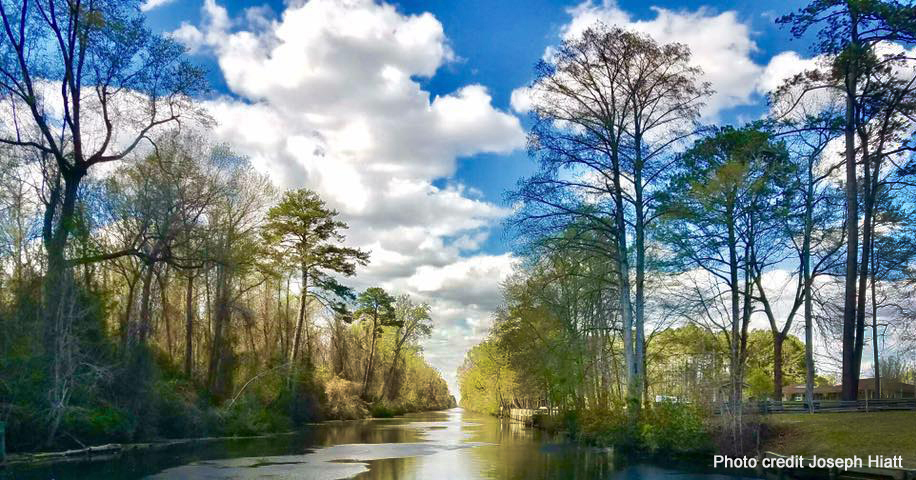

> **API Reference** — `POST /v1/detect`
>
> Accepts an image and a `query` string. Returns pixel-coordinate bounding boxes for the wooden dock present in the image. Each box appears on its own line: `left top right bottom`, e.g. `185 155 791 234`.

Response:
504 408 558 423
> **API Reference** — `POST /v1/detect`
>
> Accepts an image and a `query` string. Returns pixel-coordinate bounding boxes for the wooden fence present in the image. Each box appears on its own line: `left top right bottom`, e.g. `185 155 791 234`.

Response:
716 398 916 415
508 399 916 418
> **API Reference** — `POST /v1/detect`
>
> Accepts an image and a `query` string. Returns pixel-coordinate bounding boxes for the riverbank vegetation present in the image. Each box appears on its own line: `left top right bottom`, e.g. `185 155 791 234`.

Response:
459 0 916 456
0 1 453 454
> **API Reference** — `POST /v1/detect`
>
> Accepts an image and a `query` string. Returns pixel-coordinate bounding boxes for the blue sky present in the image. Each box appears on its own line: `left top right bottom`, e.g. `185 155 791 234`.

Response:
141 0 829 395
146 0 810 248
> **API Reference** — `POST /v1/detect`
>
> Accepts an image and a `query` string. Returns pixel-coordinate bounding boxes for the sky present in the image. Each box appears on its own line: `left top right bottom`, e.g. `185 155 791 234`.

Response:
140 0 832 397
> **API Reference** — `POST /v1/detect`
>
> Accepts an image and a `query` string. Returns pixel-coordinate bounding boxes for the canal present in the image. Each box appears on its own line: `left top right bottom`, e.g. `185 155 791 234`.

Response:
3 408 762 479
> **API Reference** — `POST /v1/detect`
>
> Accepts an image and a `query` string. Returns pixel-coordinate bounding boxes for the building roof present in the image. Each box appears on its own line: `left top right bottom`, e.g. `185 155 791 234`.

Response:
783 378 915 395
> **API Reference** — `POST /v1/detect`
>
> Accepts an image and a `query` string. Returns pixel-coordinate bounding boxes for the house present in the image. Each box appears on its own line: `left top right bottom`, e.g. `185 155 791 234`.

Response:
782 378 916 401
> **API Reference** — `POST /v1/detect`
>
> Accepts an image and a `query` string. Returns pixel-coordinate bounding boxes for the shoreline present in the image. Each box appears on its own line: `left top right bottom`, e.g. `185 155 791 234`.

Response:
492 409 916 480
1 407 456 469
1 431 299 468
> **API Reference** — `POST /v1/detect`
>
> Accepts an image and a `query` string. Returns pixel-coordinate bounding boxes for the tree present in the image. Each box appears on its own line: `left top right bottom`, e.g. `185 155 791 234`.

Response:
204 158 273 400
458 338 517 415
509 23 709 419
262 189 369 367
355 287 397 399
0 0 206 442
866 186 916 397
102 133 219 359
770 113 845 407
778 0 916 400
745 330 807 399
657 125 790 450
383 295 432 400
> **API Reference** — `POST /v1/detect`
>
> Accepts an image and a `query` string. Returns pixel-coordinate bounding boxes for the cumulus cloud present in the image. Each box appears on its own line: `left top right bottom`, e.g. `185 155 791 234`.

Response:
511 0 833 121
757 51 822 95
172 0 525 396
511 0 763 118
140 0 176 12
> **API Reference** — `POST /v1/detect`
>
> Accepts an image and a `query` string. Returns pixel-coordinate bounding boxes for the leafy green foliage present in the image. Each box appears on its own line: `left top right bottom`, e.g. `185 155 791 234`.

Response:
263 189 369 315
640 403 711 454
355 288 399 332
61 406 135 445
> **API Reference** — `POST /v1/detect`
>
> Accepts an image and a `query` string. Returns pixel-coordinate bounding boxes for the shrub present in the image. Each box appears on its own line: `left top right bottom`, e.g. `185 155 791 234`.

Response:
274 369 326 425
576 406 634 448
153 379 209 439
640 402 711 454
706 410 765 456
219 397 291 437
3 404 45 452
369 400 406 418
324 376 368 420
61 405 135 445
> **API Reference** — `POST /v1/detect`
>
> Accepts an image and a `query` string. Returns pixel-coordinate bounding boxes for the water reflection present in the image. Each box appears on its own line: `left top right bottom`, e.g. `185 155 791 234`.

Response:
2 408 763 479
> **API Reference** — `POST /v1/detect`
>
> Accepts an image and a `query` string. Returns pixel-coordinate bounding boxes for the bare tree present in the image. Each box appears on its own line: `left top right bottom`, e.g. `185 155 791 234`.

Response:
0 0 206 441
382 295 432 400
510 23 709 419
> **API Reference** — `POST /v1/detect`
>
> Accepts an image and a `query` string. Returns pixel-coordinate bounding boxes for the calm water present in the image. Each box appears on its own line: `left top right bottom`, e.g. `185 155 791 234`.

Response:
3 408 762 479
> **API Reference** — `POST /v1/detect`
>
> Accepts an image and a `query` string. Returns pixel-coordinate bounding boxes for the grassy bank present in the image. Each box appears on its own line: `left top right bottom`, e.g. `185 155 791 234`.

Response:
764 412 916 468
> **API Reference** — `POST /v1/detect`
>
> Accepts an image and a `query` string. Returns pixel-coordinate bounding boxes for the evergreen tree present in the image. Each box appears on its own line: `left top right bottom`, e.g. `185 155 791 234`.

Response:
263 189 369 366
355 287 397 399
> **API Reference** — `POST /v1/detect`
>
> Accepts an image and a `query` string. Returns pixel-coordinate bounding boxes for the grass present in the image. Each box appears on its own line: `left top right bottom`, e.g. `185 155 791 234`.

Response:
764 412 916 468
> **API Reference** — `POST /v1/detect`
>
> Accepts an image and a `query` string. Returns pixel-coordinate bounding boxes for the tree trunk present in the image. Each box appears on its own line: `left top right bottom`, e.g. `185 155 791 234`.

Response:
121 270 140 351
277 278 285 360
284 274 291 360
633 146 646 413
207 266 230 394
384 328 410 400
137 264 155 347
610 153 638 419
159 270 173 359
852 140 873 386
871 221 881 399
726 200 745 450
363 315 379 398
42 170 81 446
727 204 741 409
803 157 816 411
185 272 195 378
292 265 308 364
384 345 403 400
841 19 860 402
773 334 784 400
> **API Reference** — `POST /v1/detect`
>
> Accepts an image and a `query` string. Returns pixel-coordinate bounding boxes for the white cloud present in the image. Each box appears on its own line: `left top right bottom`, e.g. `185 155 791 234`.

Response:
511 0 855 123
170 23 206 54
523 0 765 119
140 0 176 12
509 86 534 114
757 51 821 94
174 0 526 396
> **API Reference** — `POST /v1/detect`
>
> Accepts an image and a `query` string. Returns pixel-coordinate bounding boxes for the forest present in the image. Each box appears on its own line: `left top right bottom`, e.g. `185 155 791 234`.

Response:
0 0 453 453
458 0 916 454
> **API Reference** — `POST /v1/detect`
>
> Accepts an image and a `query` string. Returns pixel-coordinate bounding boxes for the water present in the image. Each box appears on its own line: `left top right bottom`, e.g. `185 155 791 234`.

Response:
3 408 762 479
